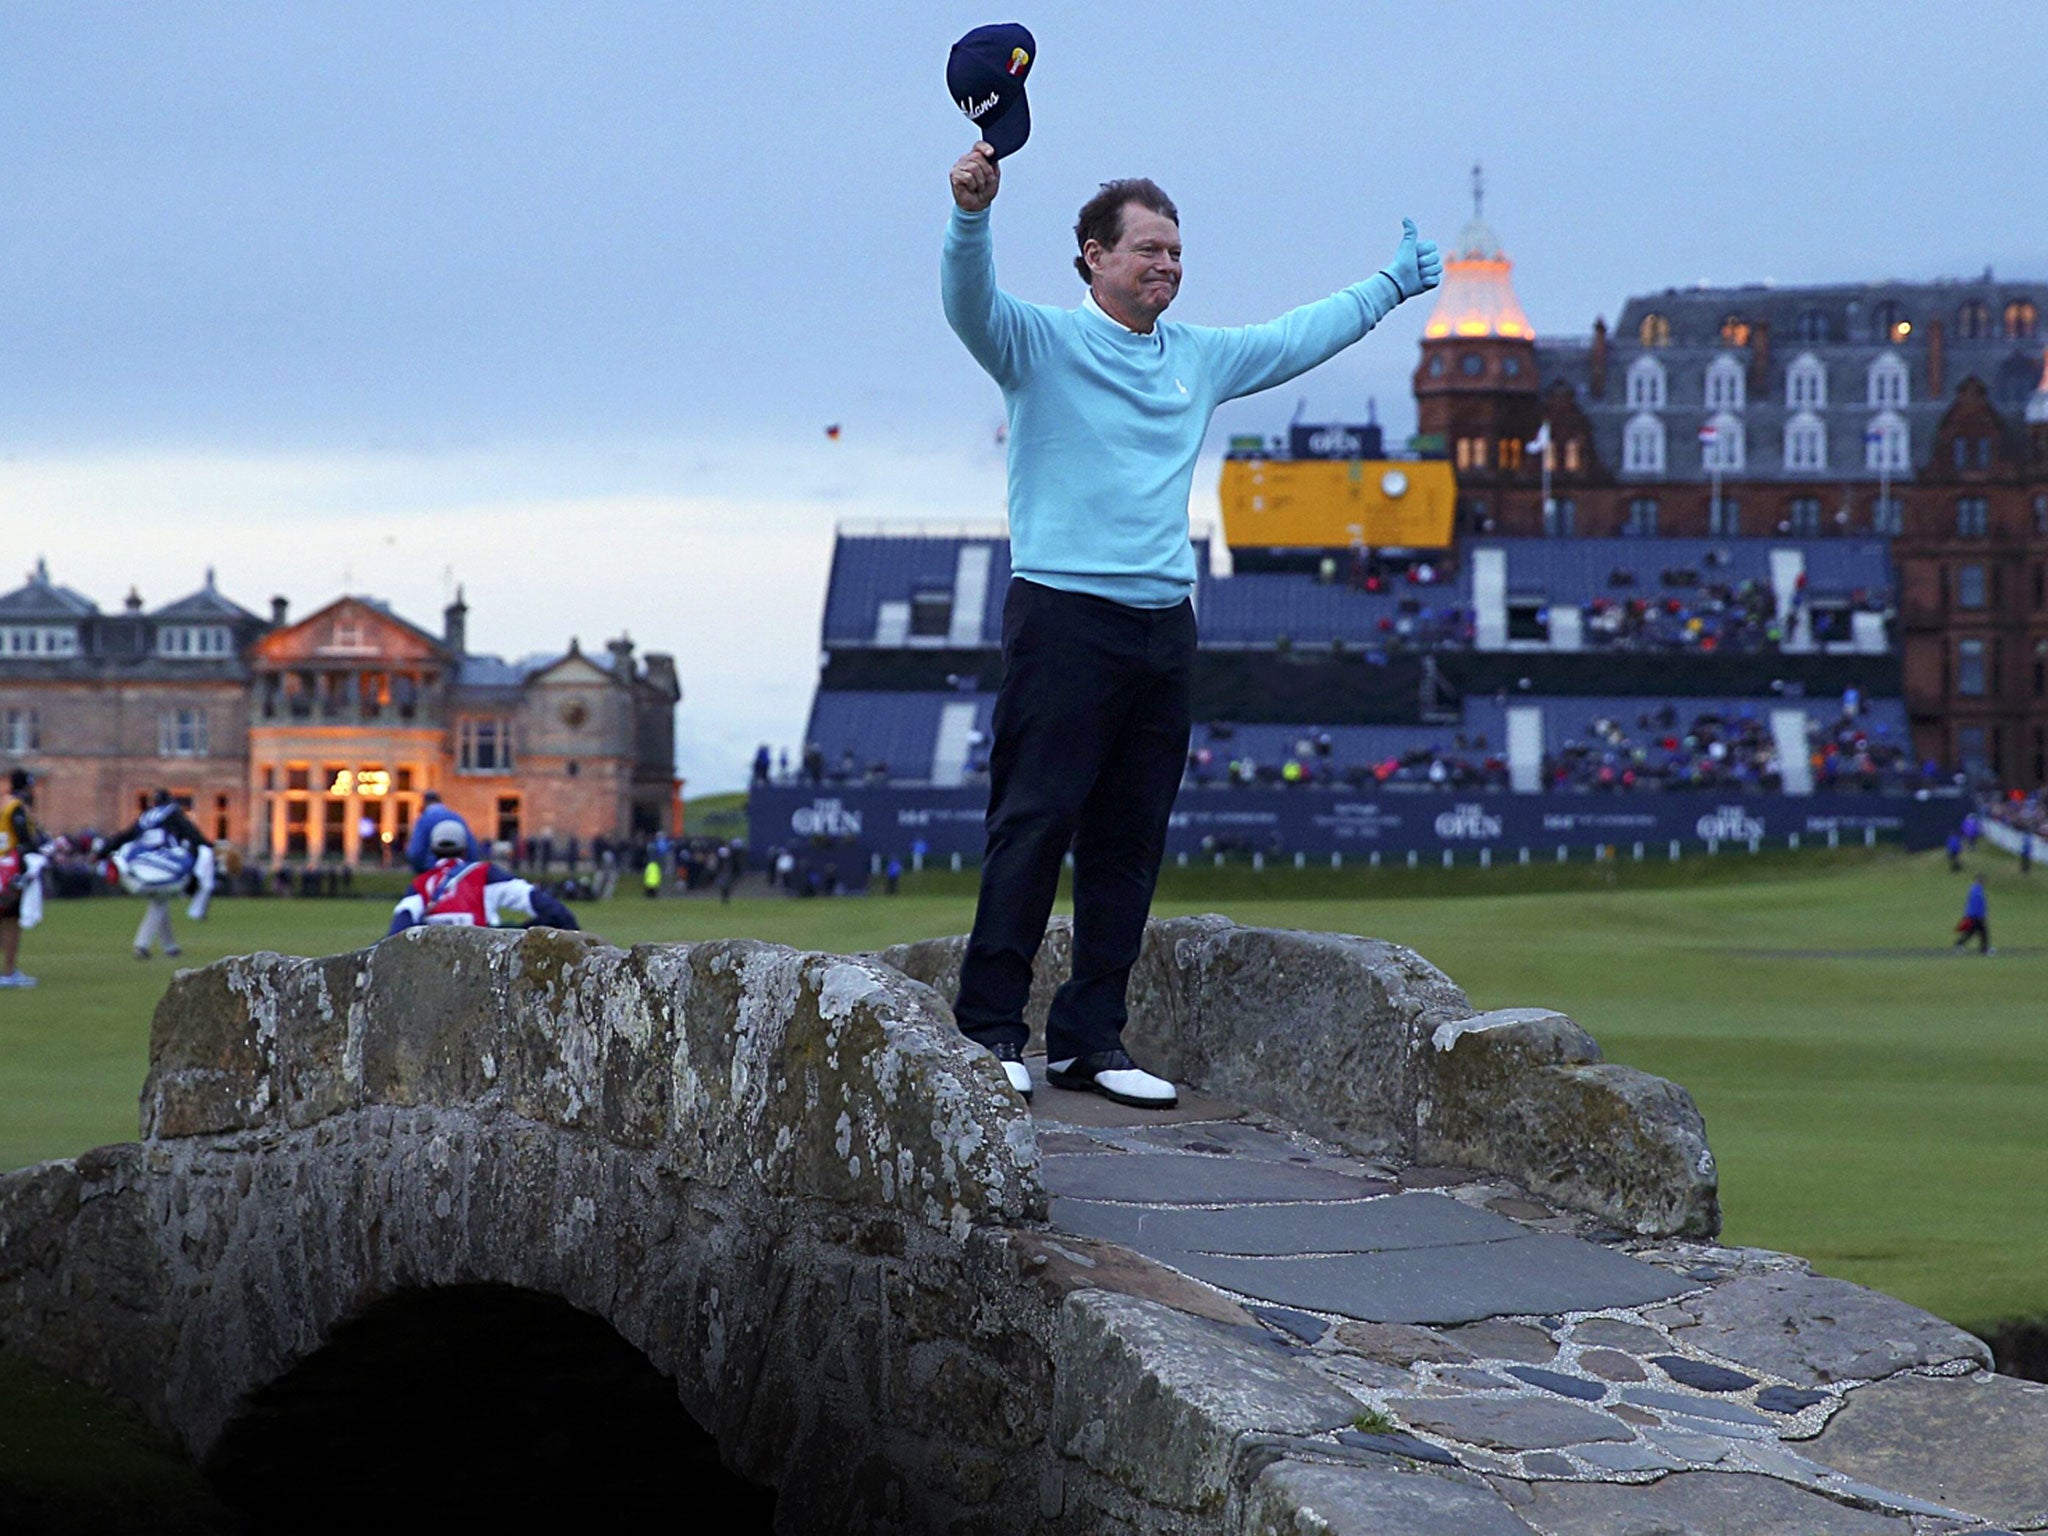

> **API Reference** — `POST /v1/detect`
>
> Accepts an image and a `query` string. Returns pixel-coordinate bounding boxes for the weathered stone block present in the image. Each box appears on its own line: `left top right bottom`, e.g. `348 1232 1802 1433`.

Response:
354 928 515 1109
1122 918 1466 1162
1669 1271 1993 1385
883 915 1469 1160
1053 1291 1362 1514
0 1147 170 1405
1804 1371 2048 1526
1421 1008 1720 1237
142 959 269 1137
670 944 1044 1233
1244 1458 1531 1535
1507 1468 1911 1533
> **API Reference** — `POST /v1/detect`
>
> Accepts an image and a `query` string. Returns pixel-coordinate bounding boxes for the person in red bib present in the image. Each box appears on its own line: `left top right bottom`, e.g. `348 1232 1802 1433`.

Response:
387 819 579 937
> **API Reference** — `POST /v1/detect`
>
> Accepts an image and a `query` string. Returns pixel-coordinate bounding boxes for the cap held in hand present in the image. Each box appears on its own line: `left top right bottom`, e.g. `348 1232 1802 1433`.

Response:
948 23 1035 159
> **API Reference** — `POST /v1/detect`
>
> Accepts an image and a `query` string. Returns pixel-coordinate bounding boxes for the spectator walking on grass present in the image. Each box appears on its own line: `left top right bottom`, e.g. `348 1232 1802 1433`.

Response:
97 789 214 962
0 768 48 988
1954 876 1992 955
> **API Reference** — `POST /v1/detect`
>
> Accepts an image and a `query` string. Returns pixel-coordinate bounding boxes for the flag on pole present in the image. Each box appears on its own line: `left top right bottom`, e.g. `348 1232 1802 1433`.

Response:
1526 421 1552 454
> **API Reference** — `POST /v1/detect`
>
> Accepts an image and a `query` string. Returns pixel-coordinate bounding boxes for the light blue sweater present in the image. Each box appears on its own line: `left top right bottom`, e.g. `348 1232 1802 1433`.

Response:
942 205 1402 607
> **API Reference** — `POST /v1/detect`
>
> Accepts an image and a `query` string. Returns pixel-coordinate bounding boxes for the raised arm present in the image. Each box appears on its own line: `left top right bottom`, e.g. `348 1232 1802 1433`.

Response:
941 142 1052 388
1207 219 1443 400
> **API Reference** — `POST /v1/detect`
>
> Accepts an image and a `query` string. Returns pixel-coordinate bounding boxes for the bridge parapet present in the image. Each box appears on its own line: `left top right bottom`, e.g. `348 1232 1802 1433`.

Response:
142 928 1043 1234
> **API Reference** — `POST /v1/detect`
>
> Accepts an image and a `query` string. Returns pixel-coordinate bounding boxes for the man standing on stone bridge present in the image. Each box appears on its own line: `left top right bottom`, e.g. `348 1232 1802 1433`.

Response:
941 117 1441 1108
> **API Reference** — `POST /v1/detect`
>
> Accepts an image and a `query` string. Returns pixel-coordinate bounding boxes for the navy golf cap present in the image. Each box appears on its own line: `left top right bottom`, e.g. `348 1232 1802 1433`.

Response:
948 23 1035 159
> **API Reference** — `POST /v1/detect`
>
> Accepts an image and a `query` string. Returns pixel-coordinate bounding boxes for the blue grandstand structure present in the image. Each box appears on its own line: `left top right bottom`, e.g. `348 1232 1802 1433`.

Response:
753 519 1960 875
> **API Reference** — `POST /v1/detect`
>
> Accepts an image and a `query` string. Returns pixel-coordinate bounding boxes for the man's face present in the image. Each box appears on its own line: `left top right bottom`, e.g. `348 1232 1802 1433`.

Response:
1086 202 1182 331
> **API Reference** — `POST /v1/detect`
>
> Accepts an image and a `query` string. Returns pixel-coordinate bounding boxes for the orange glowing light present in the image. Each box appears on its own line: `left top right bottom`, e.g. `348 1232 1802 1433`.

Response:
1419 246 1535 345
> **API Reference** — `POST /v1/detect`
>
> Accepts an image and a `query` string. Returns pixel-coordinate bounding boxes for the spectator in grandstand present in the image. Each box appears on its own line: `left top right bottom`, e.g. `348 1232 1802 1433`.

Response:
1545 707 1794 794
943 137 1439 1107
752 745 771 787
1807 711 1920 792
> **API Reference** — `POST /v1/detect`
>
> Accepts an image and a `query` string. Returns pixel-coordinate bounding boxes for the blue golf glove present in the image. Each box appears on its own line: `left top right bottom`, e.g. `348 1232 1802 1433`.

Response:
1380 218 1444 302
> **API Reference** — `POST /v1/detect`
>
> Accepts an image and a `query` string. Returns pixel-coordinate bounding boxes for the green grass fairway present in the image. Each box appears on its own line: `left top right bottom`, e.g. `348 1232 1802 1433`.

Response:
2 845 2040 1332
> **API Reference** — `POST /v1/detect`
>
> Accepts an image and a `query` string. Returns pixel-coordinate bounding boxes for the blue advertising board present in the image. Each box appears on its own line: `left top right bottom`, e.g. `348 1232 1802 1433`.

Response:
751 784 1961 872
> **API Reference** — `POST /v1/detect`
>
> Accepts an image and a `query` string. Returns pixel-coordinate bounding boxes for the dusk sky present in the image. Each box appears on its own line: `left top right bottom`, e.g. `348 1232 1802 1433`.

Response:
4 2 2042 791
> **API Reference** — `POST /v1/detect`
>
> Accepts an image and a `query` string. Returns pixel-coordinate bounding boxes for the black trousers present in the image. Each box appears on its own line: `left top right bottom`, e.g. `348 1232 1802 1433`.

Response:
954 579 1195 1061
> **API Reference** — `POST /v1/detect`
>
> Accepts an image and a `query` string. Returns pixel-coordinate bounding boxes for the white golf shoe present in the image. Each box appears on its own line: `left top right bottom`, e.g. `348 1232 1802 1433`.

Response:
988 1040 1034 1101
1046 1049 1178 1109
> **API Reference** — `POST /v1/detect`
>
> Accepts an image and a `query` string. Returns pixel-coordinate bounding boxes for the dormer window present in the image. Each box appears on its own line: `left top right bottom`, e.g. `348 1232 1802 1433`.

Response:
2005 298 2039 339
1794 308 1830 343
1786 353 1827 409
1872 301 1911 344
1626 355 1667 409
1638 312 1670 348
1785 410 1827 471
1623 412 1666 474
0 626 78 657
157 624 232 658
1705 355 1746 411
1957 300 1991 340
1867 353 1909 408
1719 314 1751 347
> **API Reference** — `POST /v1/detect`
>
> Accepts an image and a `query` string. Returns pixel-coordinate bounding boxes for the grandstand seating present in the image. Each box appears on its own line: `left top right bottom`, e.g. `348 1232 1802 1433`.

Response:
791 526 1916 797
822 536 1013 647
802 690 995 785
1538 696 1909 754
1191 571 1467 648
1479 538 1890 603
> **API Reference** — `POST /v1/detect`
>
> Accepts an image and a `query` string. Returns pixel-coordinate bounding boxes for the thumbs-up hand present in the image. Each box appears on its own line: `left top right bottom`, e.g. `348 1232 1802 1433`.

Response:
1383 217 1444 301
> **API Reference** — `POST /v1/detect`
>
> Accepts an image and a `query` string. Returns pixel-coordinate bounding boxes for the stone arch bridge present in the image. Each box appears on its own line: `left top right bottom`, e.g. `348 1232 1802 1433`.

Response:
2 919 2039 1532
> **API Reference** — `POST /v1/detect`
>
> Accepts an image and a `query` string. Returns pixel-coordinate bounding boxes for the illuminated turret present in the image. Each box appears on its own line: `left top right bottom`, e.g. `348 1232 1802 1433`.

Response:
1422 172 1535 342
1411 166 1543 522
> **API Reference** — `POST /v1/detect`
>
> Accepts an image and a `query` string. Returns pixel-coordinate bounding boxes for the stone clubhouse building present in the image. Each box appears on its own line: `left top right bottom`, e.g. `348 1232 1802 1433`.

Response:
0 560 681 861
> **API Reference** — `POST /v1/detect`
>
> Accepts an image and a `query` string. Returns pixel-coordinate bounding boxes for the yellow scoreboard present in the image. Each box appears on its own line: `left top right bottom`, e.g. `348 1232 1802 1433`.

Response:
1218 458 1455 550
